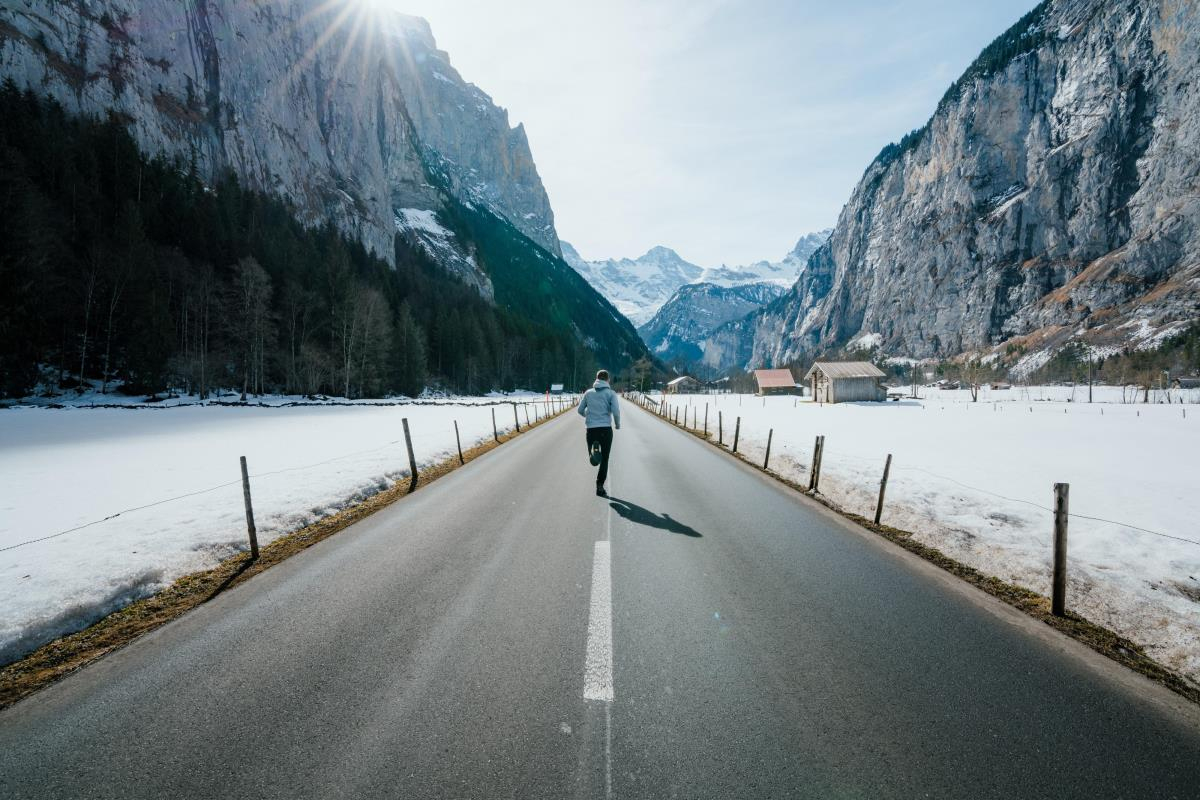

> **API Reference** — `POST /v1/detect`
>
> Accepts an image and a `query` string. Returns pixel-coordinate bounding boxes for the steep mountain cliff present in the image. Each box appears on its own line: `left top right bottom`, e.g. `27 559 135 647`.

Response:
708 0 1200 372
639 282 785 365
0 2 648 396
0 1 558 266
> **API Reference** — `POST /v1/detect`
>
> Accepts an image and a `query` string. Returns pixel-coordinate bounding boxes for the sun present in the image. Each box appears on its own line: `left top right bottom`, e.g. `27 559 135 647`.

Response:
352 0 396 17
284 0 411 101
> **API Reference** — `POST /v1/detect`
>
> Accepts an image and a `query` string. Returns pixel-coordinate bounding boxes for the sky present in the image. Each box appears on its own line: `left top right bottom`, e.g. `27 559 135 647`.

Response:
389 0 1042 266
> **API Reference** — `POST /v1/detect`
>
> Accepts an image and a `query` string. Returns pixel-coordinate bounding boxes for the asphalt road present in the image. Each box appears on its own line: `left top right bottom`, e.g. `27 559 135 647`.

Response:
2 401 1199 799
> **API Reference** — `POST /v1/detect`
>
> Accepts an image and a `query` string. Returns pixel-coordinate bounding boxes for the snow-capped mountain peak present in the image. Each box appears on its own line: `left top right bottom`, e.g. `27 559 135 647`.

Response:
561 242 703 326
563 230 832 328
698 229 832 288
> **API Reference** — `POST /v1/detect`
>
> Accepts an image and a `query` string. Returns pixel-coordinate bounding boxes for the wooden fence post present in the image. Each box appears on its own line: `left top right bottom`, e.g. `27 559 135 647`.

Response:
704 403 709 436
239 456 259 559
402 417 419 493
874 454 892 525
763 429 773 470
492 407 499 442
513 403 521 432
732 416 741 453
718 411 724 445
808 435 824 492
815 436 825 492
454 420 464 465
1052 483 1069 616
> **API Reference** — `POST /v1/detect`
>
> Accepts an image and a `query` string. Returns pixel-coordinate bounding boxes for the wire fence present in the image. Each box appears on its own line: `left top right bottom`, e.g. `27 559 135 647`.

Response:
0 397 577 555
636 392 1199 549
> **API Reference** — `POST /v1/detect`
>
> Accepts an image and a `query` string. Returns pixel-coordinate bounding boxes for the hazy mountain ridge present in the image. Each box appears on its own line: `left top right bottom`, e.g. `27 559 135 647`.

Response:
638 282 786 364
561 242 704 326
698 229 832 288
564 229 831 336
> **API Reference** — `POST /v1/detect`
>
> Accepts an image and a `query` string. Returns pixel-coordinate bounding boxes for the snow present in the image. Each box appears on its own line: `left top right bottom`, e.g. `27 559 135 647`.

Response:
1012 347 1055 377
988 187 1029 219
396 207 451 237
395 208 488 293
848 332 883 352
1120 317 1191 351
656 389 1200 685
0 396 571 664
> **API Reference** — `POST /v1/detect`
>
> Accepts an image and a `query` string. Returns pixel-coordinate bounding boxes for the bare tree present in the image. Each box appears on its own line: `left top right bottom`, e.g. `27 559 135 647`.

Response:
77 249 101 391
99 260 130 394
354 287 391 398
281 281 315 395
962 359 985 402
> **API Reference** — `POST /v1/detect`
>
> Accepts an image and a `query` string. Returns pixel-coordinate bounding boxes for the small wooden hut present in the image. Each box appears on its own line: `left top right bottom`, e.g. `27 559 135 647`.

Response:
803 362 887 403
665 376 699 394
754 368 800 396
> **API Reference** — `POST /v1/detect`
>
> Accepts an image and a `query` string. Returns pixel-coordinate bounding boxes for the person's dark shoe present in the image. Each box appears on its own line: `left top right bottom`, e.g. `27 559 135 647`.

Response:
595 485 608 497
589 441 603 466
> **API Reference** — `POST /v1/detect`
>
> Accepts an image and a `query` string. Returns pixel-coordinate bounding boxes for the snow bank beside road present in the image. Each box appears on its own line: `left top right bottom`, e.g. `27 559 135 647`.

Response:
0 399 566 664
655 391 1200 684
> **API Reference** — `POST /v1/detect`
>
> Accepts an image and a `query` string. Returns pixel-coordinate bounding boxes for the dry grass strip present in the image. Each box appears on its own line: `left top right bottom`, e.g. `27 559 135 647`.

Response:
0 406 570 710
643 400 1200 706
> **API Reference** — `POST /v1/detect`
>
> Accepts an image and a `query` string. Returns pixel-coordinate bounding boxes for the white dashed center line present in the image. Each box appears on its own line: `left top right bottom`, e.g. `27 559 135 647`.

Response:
583 539 614 702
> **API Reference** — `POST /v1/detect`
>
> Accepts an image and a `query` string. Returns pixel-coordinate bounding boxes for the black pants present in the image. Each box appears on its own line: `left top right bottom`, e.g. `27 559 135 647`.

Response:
586 426 614 487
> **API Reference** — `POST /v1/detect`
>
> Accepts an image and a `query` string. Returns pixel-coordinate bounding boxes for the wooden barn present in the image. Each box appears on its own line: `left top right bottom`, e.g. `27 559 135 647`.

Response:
665 376 699 394
804 362 887 403
754 368 800 396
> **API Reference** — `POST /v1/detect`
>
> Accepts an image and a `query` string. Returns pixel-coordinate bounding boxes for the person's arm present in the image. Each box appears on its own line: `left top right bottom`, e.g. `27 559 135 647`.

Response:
577 391 589 418
610 391 621 430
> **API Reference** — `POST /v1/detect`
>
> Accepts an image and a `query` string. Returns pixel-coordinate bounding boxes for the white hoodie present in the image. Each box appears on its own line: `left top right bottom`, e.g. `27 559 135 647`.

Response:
577 380 621 429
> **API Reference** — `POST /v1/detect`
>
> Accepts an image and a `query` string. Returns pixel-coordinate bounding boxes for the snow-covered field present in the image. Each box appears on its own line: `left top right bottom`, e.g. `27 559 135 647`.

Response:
655 389 1200 684
0 396 570 664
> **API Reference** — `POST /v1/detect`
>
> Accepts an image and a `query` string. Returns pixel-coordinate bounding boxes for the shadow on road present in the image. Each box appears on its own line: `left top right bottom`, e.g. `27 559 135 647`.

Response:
203 556 255 603
608 497 702 537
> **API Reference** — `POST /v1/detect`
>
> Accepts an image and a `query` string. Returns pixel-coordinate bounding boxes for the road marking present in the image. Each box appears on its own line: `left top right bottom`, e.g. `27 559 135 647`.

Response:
604 701 613 798
584 540 613 702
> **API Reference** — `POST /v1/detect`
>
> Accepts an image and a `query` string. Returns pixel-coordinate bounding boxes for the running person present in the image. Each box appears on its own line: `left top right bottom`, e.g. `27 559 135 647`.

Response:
577 369 620 497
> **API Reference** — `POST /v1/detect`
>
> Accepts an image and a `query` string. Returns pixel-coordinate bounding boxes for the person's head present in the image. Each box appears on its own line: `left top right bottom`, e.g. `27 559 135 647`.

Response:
596 369 610 383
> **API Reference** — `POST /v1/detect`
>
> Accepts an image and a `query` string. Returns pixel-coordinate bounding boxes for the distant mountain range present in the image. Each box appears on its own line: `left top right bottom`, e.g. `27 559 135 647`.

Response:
563 230 831 349
696 230 831 288
560 243 704 327
637 282 787 364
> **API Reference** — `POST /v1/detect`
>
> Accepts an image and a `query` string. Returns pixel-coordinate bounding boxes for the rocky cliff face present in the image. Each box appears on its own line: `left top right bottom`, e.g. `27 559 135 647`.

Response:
0 1 559 270
639 282 785 365
710 0 1200 371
